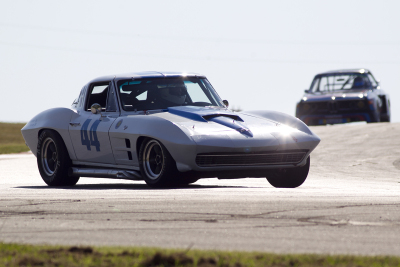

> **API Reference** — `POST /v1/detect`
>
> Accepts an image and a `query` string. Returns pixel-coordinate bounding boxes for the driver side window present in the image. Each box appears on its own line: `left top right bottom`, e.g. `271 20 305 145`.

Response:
86 82 110 111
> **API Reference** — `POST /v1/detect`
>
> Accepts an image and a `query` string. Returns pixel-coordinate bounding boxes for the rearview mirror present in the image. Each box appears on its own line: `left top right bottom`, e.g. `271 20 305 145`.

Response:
91 103 102 114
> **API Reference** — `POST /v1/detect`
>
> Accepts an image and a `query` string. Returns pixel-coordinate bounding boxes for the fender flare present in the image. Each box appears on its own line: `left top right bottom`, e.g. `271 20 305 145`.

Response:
21 108 78 159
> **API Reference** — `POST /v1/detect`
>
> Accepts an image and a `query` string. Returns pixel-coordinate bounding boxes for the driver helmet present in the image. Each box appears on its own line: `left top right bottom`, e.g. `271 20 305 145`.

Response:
159 83 187 104
352 76 365 88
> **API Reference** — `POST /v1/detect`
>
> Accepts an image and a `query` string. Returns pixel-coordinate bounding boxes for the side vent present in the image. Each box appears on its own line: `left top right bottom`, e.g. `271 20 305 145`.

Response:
125 139 131 148
126 139 132 160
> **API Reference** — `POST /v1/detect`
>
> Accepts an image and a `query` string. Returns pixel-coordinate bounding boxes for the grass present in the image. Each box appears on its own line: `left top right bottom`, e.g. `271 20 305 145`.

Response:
1 243 399 267
0 122 29 154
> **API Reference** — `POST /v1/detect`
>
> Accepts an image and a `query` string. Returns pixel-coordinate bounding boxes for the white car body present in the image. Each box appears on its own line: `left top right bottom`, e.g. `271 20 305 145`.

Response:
22 71 320 188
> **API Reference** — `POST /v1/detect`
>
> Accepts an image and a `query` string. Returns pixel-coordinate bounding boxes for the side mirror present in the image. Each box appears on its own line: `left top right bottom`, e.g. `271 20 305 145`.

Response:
91 103 102 114
304 89 309 93
222 100 229 108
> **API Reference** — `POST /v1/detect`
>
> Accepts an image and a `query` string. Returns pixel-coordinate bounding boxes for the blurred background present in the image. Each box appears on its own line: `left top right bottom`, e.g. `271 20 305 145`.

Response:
1 0 399 122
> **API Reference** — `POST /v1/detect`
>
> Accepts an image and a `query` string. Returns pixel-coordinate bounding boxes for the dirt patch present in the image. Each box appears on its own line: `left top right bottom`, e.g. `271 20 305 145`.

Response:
68 246 93 254
16 256 45 266
140 252 242 267
43 246 95 255
197 257 218 266
141 252 194 267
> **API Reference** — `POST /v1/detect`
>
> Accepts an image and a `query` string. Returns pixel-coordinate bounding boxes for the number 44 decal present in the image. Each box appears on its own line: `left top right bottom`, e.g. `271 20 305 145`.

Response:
80 119 101 151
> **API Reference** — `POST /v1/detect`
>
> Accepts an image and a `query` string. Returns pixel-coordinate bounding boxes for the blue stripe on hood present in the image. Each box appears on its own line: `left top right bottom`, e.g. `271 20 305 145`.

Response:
168 106 253 137
168 106 237 122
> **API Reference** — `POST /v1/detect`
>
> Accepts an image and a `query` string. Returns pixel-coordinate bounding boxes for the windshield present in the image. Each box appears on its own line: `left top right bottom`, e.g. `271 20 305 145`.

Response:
309 73 376 93
117 77 223 111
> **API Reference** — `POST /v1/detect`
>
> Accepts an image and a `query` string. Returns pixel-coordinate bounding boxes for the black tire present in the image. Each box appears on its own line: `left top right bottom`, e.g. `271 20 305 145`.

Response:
176 176 199 186
368 111 381 123
266 156 310 188
380 113 391 122
37 130 79 186
139 138 178 188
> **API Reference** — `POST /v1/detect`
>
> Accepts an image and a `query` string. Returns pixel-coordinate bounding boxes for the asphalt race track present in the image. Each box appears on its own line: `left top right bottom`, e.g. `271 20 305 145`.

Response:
1 123 399 255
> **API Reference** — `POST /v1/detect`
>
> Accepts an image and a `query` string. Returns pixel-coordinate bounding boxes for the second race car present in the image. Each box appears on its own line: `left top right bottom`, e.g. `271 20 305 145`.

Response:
296 69 391 125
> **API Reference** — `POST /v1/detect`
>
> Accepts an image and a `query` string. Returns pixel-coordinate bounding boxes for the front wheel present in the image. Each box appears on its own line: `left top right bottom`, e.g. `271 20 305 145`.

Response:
176 176 199 186
266 156 310 188
380 113 391 122
37 130 79 186
139 138 178 188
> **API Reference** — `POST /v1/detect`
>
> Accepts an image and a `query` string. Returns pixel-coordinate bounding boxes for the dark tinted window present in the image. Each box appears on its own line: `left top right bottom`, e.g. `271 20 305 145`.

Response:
117 77 222 111
310 74 373 92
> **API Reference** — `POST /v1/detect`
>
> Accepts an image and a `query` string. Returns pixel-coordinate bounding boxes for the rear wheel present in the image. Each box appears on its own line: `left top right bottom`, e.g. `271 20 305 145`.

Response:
37 130 79 186
139 138 178 187
266 157 310 188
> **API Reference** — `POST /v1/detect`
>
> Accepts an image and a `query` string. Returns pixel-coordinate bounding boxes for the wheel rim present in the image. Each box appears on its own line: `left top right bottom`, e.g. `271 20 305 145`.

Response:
143 140 164 180
41 137 58 176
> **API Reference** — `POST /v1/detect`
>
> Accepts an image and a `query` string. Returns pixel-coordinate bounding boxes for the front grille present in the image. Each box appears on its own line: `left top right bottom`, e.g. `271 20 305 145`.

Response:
195 151 307 167
337 100 368 111
314 102 329 112
299 100 368 115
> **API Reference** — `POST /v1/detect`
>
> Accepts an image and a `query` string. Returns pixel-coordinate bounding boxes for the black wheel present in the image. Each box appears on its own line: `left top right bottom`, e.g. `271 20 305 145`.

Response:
266 156 310 188
37 130 79 186
139 138 178 188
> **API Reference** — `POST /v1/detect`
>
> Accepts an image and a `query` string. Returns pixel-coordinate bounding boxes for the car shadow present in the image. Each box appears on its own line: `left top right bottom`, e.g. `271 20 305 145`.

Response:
15 183 250 190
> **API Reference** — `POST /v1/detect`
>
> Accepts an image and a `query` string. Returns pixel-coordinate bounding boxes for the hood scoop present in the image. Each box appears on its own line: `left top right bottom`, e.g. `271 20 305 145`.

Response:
202 114 243 122
167 106 252 137
168 106 241 122
206 116 253 137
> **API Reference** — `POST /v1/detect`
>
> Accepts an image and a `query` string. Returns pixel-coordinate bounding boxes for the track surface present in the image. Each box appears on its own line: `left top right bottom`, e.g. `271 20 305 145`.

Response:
1 123 400 255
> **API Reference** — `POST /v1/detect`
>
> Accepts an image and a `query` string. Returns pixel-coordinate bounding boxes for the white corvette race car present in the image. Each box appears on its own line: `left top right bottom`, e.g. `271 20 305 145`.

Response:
22 71 320 188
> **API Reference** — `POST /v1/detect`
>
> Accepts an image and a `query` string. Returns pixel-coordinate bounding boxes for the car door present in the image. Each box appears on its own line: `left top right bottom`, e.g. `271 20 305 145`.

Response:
69 81 119 164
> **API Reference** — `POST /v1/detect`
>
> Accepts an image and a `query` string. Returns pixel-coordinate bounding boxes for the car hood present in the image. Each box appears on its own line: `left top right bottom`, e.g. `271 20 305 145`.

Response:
303 89 370 101
154 106 312 138
165 106 275 133
147 106 319 153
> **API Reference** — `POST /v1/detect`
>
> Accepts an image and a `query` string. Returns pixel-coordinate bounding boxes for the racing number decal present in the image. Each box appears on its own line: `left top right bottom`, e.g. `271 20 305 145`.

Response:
89 120 101 151
80 119 91 150
80 119 101 151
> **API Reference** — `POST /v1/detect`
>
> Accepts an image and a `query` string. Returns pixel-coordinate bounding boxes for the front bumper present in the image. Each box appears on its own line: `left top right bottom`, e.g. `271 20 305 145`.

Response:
296 98 378 125
300 113 372 125
170 128 320 173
